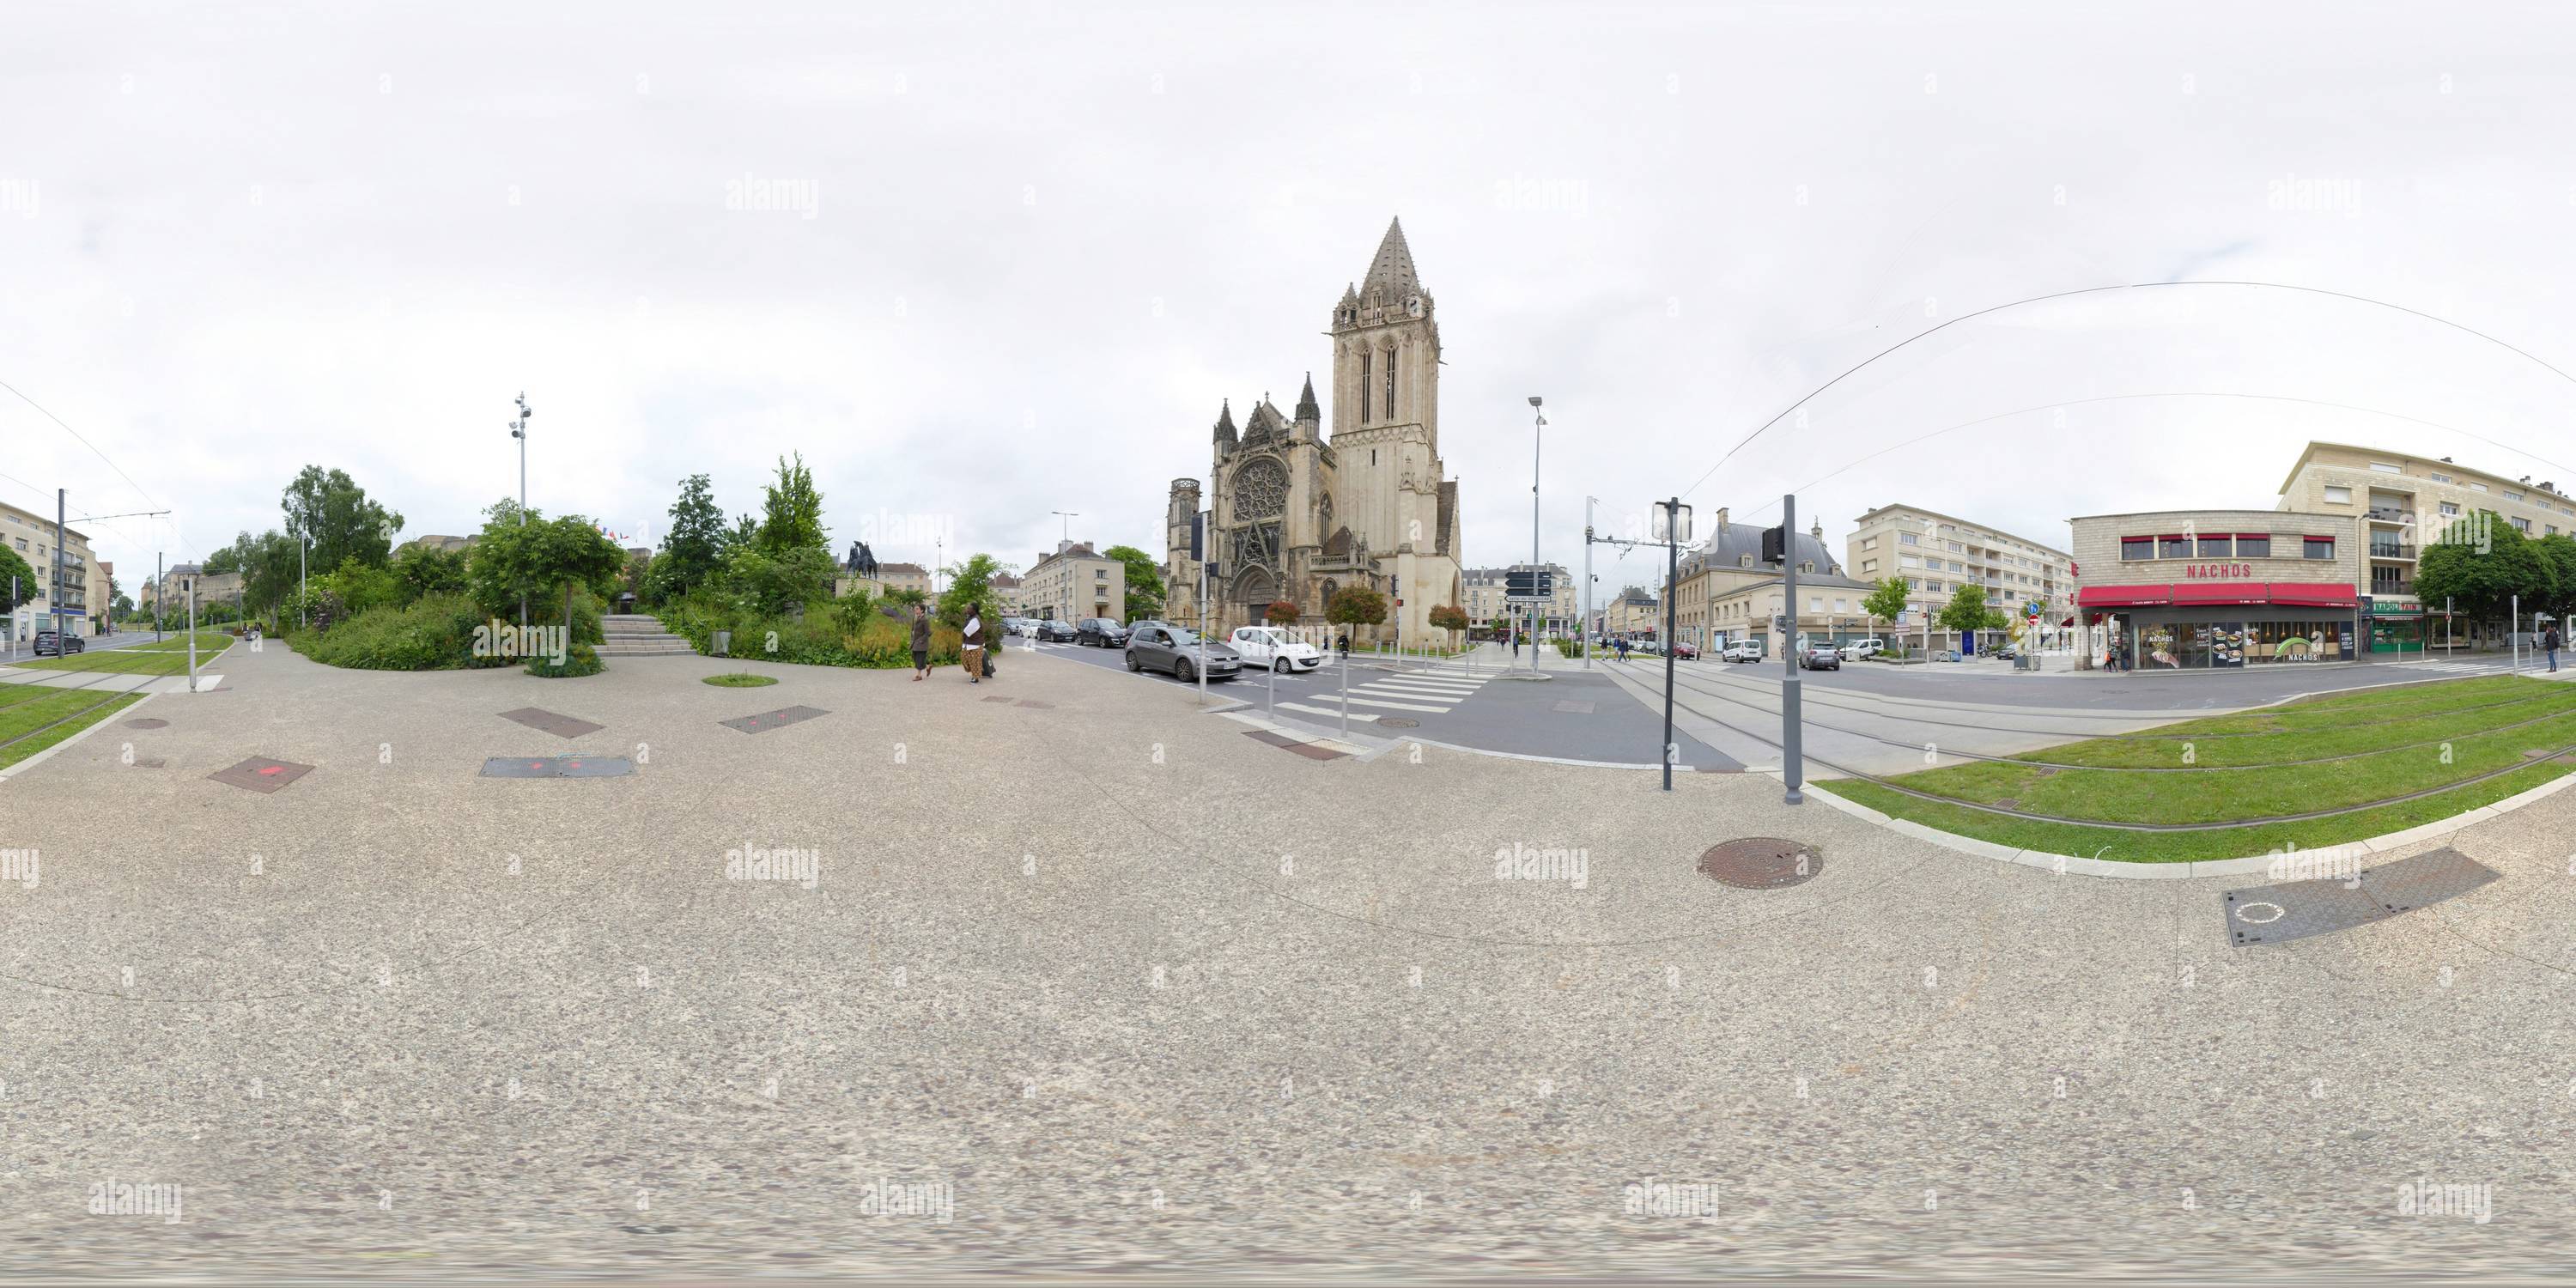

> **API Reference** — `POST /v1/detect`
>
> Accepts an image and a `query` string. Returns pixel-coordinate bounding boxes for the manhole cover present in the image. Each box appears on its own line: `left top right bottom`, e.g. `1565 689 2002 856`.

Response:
1551 700 1596 714
480 754 636 779
209 756 314 794
1698 838 1823 889
1377 717 1419 728
124 718 169 730
720 705 829 733
499 707 605 739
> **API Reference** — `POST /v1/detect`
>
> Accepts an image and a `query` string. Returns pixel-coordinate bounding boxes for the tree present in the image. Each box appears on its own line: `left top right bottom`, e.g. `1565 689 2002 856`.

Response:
282 465 404 571
1862 577 1910 642
1265 599 1301 624
201 540 243 576
472 508 626 643
756 453 828 556
1328 585 1388 640
1428 604 1468 647
936 554 1008 628
1936 582 1992 647
393 544 469 603
2418 511 2545 635
0 544 34 616
726 544 839 617
2534 533 2576 620
1101 544 1165 621
655 473 728 603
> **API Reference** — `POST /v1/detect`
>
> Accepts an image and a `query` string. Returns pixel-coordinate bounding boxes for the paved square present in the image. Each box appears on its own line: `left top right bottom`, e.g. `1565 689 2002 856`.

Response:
205 756 313 794
478 754 636 779
497 706 605 739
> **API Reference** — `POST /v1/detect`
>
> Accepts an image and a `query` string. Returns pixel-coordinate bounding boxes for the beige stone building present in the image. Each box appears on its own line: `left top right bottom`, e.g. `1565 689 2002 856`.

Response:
2069 508 2364 667
876 562 932 598
1844 504 2072 653
990 574 1027 616
1702 568 1880 660
2275 440 2576 646
1022 541 1124 623
1165 219 1463 647
1663 511 1848 653
3 500 94 641
1599 586 1660 639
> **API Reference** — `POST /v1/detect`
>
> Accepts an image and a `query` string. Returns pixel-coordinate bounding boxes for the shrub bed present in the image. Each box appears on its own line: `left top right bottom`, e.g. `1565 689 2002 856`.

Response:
665 599 963 669
288 592 605 671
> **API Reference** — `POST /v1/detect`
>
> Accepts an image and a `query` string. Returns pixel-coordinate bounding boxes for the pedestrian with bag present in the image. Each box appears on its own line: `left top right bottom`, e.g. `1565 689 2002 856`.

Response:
961 604 986 684
910 603 932 681
2546 623 2562 672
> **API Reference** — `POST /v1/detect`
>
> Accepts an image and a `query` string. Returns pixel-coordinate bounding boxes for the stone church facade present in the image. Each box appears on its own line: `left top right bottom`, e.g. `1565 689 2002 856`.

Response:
1164 219 1461 647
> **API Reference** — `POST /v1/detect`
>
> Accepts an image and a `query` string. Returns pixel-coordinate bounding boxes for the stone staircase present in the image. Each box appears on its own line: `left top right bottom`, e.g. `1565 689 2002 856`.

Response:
593 614 696 658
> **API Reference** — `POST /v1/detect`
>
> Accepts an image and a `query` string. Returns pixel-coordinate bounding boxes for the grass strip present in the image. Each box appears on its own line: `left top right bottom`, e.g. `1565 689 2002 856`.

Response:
0 691 145 769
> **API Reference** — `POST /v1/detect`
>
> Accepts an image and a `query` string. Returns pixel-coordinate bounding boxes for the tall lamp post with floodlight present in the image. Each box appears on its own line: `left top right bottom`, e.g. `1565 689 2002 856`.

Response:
510 392 533 631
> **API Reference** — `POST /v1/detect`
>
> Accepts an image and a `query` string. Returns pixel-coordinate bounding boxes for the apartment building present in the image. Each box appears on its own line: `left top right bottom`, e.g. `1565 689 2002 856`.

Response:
2070 509 2364 667
1021 541 1125 623
1667 511 1847 653
877 562 932 597
1845 504 2073 653
3 499 94 641
1461 564 1577 636
991 574 1027 616
2276 440 2576 648
1598 586 1661 639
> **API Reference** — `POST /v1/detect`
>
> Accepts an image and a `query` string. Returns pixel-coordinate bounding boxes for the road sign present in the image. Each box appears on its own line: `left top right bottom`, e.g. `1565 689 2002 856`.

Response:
1506 567 1555 600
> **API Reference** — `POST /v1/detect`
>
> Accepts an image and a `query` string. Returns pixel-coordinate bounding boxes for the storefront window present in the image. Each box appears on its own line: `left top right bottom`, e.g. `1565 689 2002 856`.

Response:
2197 536 2233 557
2246 621 2339 662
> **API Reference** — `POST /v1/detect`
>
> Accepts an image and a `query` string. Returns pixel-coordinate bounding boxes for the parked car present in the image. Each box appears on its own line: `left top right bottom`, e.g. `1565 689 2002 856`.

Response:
1989 644 2020 660
1228 625 1324 673
1798 644 1842 671
1721 641 1764 663
1002 617 1036 639
1839 637 1883 661
32 630 84 657
1935 648 1964 662
1125 622 1240 682
1076 617 1127 647
1033 618 1080 643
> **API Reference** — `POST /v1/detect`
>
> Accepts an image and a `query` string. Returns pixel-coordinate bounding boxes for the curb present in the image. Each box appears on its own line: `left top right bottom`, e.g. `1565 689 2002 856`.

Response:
1802 771 2576 880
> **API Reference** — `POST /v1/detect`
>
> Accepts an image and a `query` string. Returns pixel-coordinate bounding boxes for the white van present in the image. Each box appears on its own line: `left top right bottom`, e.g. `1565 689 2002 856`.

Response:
1838 637 1884 661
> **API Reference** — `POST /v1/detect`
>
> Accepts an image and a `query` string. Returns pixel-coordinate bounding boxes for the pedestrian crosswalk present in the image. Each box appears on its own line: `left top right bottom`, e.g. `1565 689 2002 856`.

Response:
1273 669 1493 724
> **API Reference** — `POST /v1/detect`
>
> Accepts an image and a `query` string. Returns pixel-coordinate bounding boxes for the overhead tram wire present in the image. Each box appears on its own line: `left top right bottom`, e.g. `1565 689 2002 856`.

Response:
1677 279 2576 511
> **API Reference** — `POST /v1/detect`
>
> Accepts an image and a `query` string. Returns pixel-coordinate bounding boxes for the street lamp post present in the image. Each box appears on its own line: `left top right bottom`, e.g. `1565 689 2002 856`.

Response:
1051 510 1079 547
1528 396 1544 673
510 392 532 633
1583 495 1598 670
299 535 309 629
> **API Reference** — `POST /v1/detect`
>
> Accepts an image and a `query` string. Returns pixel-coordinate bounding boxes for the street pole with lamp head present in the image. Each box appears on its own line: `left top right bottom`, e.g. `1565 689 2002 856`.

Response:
1583 495 1598 670
1655 497 1690 792
511 392 532 633
1528 397 1545 672
1051 510 1079 547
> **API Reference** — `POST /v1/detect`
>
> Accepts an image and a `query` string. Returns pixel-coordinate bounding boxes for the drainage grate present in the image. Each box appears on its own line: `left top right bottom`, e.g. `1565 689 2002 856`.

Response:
1698 838 1824 890
1376 717 1419 728
2225 847 2500 947
481 754 636 779
720 705 829 733
1241 729 1349 760
125 718 169 730
1551 700 1596 714
499 707 605 739
209 757 314 794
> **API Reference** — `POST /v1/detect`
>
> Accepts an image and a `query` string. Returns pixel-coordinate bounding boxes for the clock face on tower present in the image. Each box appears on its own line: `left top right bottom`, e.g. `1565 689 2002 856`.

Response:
1406 295 1425 317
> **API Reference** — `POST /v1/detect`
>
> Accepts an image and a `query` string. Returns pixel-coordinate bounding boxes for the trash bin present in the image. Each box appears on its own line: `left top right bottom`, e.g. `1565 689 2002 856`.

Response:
713 629 732 658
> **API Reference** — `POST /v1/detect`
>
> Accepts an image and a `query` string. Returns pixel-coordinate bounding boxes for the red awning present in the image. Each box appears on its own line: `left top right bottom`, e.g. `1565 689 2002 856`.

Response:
2172 581 2272 605
2266 581 2360 609
2075 585 2171 608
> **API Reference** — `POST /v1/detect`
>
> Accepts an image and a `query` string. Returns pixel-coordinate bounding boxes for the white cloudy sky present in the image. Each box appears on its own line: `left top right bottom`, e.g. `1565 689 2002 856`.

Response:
8 0 2576 598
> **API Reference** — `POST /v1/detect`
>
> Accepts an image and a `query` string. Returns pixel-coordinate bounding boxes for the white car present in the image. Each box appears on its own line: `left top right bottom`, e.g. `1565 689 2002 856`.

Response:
1721 641 1764 663
1228 626 1325 674
1838 638 1883 661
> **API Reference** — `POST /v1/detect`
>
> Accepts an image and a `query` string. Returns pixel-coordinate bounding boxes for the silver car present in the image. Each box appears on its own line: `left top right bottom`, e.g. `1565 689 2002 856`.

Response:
1124 621 1241 683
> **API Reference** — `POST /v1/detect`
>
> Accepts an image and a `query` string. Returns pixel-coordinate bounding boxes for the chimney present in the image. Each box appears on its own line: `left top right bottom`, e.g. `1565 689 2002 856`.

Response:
1713 506 1728 530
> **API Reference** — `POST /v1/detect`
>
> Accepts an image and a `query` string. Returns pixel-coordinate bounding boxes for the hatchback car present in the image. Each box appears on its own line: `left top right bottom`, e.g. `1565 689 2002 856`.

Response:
1797 644 1841 671
1076 617 1127 647
1125 622 1239 682
1721 641 1764 663
1228 625 1323 673
1033 618 1080 643
32 630 84 657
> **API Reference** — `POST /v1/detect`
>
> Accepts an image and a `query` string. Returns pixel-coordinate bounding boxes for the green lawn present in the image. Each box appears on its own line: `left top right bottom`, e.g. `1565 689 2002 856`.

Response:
0 683 146 769
1826 674 2576 863
11 635 233 676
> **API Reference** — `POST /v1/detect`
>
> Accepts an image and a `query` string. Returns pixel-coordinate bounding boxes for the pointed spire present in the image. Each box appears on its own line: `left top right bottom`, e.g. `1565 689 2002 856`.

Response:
1295 371 1320 422
1361 216 1420 298
1213 398 1237 447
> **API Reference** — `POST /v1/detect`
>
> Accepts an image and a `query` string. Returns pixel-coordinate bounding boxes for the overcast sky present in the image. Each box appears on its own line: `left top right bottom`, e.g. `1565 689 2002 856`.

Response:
9 0 2576 598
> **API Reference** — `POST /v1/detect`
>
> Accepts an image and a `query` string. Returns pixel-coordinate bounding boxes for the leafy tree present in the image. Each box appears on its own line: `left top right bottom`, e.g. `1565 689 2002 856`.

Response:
885 586 929 610
756 453 829 555
1328 585 1388 630
281 465 404 571
1428 605 1468 630
1486 614 1510 635
471 509 627 644
1862 577 1911 637
2417 511 2545 630
112 592 135 617
1936 582 1992 646
655 473 727 603
2534 533 2576 619
936 553 1008 628
1265 599 1300 624
0 544 34 615
201 541 243 576
393 544 469 604
328 556 403 617
726 544 838 617
1101 544 1166 621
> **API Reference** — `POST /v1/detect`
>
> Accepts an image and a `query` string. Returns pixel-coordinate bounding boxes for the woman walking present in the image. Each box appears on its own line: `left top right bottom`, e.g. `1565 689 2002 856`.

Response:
910 603 932 681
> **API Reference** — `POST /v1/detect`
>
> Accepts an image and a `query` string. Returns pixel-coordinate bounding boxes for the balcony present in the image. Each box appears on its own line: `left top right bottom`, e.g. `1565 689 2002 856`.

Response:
2368 544 2414 562
2366 506 2411 525
2369 580 2414 597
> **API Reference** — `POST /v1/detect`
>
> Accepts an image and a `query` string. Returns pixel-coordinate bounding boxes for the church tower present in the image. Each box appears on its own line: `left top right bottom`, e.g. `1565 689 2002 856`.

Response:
1327 217 1452 616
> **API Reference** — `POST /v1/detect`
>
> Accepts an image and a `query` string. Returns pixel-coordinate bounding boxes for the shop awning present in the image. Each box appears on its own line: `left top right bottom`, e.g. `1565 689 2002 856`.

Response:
2267 581 2360 609
2075 585 2172 608
2172 581 2271 605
